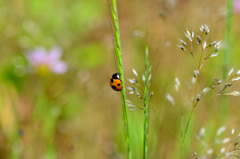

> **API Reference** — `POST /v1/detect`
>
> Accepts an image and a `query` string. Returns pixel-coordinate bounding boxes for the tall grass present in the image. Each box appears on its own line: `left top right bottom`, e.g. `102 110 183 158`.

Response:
111 0 132 158
177 26 224 158
143 46 152 159
220 0 233 122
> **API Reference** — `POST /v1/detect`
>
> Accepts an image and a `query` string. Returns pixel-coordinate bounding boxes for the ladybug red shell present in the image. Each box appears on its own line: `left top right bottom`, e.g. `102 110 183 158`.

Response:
110 73 123 91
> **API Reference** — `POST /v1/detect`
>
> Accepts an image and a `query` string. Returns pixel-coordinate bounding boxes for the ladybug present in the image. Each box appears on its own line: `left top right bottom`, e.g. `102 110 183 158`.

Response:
110 73 123 91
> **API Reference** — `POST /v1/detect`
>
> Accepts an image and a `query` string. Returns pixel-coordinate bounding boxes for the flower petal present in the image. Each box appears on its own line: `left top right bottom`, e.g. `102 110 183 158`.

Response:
26 47 48 65
49 46 62 61
51 61 68 74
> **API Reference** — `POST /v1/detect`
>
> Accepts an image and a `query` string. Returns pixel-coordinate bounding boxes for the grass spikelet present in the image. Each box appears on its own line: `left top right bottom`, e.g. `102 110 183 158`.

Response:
111 0 132 158
126 46 152 159
143 46 152 159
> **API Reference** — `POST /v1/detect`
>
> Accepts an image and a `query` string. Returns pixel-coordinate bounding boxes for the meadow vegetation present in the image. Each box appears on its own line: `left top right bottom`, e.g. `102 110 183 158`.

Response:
0 0 240 158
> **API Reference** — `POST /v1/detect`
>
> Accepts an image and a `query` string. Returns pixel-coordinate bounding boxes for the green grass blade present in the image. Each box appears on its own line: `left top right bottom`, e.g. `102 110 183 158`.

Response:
111 0 132 158
220 0 233 122
143 46 151 159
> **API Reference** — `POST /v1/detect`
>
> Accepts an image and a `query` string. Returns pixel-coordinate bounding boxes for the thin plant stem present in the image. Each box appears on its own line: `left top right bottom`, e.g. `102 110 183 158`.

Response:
143 46 151 159
220 0 233 121
111 0 132 158
180 75 199 158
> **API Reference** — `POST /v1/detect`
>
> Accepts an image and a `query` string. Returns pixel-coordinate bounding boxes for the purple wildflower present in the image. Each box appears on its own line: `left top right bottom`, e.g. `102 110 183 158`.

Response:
234 0 240 13
26 46 68 75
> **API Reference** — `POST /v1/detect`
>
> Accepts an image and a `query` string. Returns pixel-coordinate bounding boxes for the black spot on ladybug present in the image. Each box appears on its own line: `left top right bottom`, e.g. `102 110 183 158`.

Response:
112 86 116 89
117 83 121 86
111 79 114 83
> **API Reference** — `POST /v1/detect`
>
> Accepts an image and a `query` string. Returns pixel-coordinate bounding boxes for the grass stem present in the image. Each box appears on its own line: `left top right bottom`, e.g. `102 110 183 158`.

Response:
111 0 132 158
143 46 151 159
220 0 233 122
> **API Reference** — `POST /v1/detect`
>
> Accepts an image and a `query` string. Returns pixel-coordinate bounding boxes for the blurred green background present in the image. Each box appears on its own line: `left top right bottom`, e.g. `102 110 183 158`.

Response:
0 0 240 158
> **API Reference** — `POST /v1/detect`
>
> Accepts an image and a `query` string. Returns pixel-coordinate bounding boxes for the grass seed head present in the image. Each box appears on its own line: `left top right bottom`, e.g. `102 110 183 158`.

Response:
210 53 219 58
209 40 217 47
236 70 240 76
179 39 187 46
220 147 226 153
202 41 207 50
177 45 186 51
232 77 240 82
185 30 194 41
166 93 175 106
196 94 201 101
127 87 136 91
222 138 230 144
228 68 234 79
175 77 180 91
196 36 201 44
129 78 137 84
193 152 198 159
194 70 199 78
200 24 210 35
207 149 214 155
226 91 240 96
142 74 145 81
132 68 138 77
217 126 226 136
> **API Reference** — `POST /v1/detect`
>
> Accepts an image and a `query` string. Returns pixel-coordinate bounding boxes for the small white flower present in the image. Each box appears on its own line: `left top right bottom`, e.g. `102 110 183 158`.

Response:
231 129 235 135
217 126 226 136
